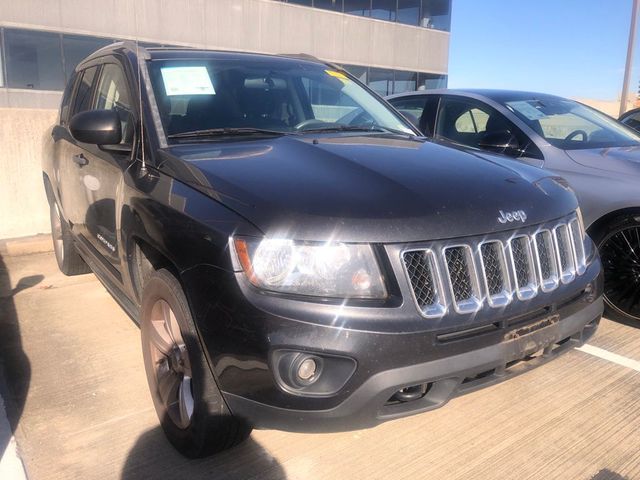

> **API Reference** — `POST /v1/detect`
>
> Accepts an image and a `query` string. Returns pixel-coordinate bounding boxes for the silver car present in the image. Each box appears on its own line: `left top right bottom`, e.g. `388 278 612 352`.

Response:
387 89 640 323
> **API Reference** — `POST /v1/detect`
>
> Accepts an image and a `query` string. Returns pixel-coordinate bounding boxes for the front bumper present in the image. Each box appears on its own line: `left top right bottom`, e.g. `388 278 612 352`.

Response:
223 296 602 432
184 242 603 433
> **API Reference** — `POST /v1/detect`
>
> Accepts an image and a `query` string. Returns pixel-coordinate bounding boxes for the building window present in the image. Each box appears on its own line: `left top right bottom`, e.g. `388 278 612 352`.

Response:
397 0 421 26
62 34 113 82
343 64 368 84
371 0 396 21
417 72 447 90
393 70 417 94
0 31 5 87
369 68 394 96
287 0 313 5
343 0 370 16
421 0 451 31
313 0 343 11
5 28 64 90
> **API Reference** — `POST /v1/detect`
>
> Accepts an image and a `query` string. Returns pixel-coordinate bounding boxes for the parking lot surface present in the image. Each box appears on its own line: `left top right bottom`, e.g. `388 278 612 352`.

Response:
1 251 640 480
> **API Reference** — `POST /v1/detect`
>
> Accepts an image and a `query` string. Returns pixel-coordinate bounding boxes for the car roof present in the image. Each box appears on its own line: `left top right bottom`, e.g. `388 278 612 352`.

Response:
78 41 331 71
387 88 567 104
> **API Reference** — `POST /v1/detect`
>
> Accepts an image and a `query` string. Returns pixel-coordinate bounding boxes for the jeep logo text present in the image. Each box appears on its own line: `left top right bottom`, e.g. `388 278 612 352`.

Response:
497 209 527 224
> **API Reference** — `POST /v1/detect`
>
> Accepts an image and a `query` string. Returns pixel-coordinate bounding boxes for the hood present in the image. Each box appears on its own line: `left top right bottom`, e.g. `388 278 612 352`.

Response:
565 145 640 177
158 134 578 243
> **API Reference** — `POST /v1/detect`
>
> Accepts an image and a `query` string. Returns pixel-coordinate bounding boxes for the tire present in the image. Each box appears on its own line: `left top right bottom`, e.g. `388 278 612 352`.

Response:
49 199 91 276
593 214 640 323
140 269 251 458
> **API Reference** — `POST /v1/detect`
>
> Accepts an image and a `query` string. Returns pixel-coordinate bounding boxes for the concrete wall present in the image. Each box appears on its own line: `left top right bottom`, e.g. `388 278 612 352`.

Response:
0 0 449 75
0 108 58 239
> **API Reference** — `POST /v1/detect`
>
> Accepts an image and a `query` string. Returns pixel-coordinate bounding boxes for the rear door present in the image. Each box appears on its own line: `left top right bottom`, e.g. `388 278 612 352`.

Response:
53 65 99 234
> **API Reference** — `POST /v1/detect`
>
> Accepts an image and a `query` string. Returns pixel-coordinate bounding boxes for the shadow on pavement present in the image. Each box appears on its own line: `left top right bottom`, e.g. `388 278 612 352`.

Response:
121 428 286 480
0 254 39 457
590 469 629 480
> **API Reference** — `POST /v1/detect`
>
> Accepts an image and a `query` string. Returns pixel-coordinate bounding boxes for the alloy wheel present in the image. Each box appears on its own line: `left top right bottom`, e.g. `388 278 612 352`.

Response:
599 225 640 321
147 299 195 429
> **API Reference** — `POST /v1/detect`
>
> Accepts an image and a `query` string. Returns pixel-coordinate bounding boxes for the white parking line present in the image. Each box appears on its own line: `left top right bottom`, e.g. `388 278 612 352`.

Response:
577 344 640 372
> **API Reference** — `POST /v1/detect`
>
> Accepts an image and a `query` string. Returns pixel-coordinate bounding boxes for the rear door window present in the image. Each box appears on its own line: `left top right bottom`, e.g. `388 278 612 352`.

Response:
70 66 98 117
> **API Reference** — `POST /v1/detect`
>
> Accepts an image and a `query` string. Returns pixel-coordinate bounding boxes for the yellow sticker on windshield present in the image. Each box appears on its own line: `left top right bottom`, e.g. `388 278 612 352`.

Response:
325 69 350 84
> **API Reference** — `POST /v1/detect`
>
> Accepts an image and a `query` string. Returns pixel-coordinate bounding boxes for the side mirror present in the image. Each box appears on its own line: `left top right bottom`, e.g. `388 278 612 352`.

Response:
69 110 122 145
478 130 520 156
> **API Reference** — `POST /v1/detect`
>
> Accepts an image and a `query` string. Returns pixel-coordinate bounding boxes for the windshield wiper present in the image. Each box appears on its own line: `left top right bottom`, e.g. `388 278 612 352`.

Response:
301 124 416 136
168 127 294 139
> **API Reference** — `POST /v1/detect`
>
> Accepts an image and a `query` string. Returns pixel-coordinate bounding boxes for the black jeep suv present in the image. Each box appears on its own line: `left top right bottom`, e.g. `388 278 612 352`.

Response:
43 43 603 457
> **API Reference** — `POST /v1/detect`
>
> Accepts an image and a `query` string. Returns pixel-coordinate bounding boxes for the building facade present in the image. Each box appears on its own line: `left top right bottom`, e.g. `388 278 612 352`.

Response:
0 0 451 238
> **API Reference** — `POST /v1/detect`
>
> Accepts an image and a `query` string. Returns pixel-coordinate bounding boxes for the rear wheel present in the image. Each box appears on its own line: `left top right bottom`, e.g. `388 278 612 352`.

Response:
596 215 640 322
140 269 251 457
49 199 90 276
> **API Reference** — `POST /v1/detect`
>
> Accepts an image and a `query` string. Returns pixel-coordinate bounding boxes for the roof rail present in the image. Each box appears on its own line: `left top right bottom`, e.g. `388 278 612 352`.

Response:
278 52 322 62
121 40 152 60
277 52 345 71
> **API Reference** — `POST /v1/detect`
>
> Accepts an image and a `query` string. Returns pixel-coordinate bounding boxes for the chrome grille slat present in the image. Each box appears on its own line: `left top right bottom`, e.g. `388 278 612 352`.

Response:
445 247 474 301
443 245 482 314
554 224 576 283
533 230 559 292
568 218 587 275
402 249 446 317
401 214 587 318
509 236 538 299
479 241 511 307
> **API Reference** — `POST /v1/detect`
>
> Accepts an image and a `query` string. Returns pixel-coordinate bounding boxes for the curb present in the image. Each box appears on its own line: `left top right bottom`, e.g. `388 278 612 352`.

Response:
0 235 52 257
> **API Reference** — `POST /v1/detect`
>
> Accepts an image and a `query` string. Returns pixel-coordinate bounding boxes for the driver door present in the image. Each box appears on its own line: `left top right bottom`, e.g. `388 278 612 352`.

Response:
73 60 135 280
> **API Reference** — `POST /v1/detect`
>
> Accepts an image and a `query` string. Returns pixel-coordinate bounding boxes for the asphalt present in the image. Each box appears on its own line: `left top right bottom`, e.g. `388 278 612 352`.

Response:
1 251 640 480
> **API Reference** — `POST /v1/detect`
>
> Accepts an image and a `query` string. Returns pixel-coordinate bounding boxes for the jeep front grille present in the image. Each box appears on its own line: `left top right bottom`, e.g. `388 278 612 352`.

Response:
401 214 588 317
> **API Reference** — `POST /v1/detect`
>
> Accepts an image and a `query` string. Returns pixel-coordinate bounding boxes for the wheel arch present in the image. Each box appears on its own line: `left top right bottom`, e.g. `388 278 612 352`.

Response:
129 235 182 303
586 206 640 243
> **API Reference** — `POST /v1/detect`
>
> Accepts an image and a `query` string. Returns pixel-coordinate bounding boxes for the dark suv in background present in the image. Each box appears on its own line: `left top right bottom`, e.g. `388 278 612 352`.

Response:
43 43 603 457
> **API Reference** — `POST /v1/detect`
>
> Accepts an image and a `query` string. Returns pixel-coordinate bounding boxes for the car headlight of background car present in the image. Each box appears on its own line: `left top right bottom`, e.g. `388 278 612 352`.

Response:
232 237 387 299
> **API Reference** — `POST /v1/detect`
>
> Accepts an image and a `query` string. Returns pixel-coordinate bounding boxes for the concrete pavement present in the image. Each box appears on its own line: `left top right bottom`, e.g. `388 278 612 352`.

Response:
1 251 640 479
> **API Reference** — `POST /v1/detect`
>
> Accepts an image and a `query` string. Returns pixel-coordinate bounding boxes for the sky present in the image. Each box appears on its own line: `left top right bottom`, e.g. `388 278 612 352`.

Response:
448 0 638 100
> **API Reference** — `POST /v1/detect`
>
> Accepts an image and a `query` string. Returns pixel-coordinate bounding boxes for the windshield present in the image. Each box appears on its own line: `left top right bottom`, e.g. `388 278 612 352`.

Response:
503 97 640 150
148 57 415 140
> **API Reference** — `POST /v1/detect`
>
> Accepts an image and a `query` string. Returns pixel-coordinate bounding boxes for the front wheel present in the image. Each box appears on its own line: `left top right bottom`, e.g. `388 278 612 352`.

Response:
140 269 251 457
596 215 640 323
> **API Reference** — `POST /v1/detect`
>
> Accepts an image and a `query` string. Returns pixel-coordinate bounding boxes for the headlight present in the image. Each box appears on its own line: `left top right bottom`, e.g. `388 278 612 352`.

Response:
232 237 387 299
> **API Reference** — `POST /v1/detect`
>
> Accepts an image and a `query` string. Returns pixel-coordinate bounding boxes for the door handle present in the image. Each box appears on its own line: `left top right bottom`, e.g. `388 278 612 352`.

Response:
72 153 88 167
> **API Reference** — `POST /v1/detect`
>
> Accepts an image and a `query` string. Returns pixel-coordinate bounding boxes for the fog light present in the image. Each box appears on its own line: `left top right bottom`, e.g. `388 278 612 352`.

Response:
584 282 596 303
272 350 356 396
297 358 317 381
291 354 322 386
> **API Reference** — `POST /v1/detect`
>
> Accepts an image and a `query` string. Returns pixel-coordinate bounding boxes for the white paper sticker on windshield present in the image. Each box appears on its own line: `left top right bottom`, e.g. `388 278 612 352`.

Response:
160 66 215 96
507 100 547 121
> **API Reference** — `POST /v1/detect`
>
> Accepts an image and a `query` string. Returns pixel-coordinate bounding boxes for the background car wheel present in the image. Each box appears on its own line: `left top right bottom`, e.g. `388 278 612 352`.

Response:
140 269 252 458
594 215 640 323
49 199 91 276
